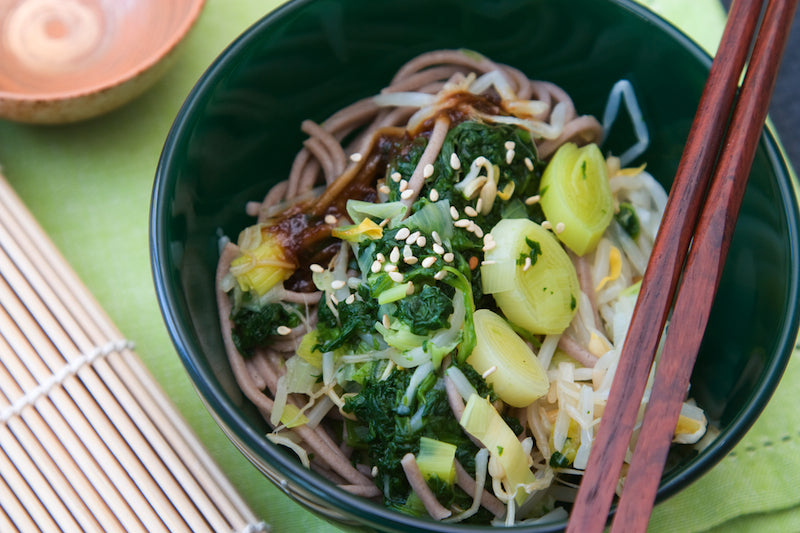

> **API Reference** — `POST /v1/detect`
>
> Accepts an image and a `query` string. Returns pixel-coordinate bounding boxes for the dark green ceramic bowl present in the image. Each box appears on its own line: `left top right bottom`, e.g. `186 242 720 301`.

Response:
151 0 800 531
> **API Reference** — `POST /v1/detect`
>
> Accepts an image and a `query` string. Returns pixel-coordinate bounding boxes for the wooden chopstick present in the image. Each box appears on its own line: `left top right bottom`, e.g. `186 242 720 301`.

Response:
567 0 798 531
610 0 799 529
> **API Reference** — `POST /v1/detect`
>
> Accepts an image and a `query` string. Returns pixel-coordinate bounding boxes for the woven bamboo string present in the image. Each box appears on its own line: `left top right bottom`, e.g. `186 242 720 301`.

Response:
0 170 268 532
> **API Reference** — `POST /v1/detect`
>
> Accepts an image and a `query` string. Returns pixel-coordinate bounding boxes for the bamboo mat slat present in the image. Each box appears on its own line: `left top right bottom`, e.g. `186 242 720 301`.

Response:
0 171 270 533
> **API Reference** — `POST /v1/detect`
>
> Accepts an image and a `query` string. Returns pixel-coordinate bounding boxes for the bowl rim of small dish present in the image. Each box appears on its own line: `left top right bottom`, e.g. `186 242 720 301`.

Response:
0 0 206 102
150 0 800 530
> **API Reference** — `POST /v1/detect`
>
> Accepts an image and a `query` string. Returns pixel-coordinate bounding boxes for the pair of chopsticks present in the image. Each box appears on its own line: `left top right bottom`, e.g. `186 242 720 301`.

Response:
567 0 798 531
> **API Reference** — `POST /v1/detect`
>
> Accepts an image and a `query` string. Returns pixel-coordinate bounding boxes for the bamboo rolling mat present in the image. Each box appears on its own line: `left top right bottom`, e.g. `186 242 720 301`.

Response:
0 171 269 532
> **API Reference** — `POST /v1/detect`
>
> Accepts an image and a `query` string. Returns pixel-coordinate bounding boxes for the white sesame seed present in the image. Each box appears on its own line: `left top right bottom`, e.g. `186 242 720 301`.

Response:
464 206 478 218
454 219 471 228
422 256 437 268
376 252 386 262
399 179 408 192
406 231 420 245
416 236 427 247
443 252 454 263
350 153 362 162
525 194 541 205
345 294 356 305
482 240 496 252
395 227 411 241
524 157 534 171
390 246 400 263
277 325 292 336
423 164 434 178
432 231 442 245
474 156 488 166
542 220 553 230
450 152 461 170
506 149 515 165
371 260 382 273
483 233 494 244
434 270 447 280
378 185 391 195
475 198 483 213
406 282 415 295
384 263 397 272
324 214 338 225
331 280 346 290
523 256 532 271
400 189 415 200
403 245 413 258
504 141 516 150
450 206 460 220
429 189 439 202
391 172 402 182
371 466 379 477
403 256 418 265
382 314 391 328
482 365 498 379
473 225 484 239
310 263 324 273
389 271 404 283
433 243 445 255
555 222 566 234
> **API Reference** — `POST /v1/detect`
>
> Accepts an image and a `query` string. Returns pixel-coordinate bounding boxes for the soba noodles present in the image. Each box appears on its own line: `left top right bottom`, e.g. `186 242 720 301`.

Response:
215 49 707 525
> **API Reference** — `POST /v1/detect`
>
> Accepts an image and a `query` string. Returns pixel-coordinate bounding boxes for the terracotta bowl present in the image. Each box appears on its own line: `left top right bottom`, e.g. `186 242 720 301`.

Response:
0 0 205 124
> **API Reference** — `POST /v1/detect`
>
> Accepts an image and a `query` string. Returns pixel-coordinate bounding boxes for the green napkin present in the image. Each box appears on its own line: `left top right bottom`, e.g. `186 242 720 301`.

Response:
0 1 796 532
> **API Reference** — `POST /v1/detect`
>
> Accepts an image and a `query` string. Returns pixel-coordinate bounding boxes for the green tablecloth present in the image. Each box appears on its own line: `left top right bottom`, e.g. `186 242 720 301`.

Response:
1 1 798 531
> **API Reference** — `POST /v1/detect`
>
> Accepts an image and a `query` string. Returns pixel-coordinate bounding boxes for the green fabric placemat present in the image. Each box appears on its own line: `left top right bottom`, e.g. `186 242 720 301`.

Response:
0 1 796 532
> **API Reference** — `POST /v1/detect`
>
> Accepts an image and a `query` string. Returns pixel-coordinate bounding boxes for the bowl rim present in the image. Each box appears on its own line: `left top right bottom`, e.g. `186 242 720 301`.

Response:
0 0 206 102
150 0 800 530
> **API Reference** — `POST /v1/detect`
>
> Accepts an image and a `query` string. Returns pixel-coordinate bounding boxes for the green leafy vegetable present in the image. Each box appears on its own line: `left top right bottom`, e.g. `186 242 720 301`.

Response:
615 202 641 239
230 302 301 356
396 285 454 335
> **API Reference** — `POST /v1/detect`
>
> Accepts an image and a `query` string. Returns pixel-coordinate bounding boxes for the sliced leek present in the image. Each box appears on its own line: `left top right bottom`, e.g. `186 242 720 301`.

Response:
416 437 456 484
230 225 295 295
467 309 549 407
484 218 579 334
539 142 613 255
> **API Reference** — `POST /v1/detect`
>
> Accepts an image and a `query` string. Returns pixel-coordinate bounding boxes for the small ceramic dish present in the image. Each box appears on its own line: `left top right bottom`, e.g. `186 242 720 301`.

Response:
0 0 205 124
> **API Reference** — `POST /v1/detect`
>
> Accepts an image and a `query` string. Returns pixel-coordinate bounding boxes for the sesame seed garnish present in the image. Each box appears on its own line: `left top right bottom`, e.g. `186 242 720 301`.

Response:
391 172 402 182
406 282 415 296
389 246 400 263
384 263 397 272
345 294 356 305
473 225 484 239
524 157 534 171
523 257 532 271
443 252 454 263
399 179 409 192
525 194 541 205
434 270 447 280
371 260 382 273
555 222 566 234
506 149 515 165
450 153 461 170
504 141 516 150
324 214 338 225
475 198 483 213
378 184 391 195
277 325 292 336
541 220 553 230
310 263 324 273
403 245 413 258
482 241 496 252
433 243 445 255
331 280 346 290
454 219 471 228
421 256 437 268
423 164 434 178
474 156 488 166
482 365 498 379
432 231 442 245
382 314 391 328
416 236 426 247
450 206 460 220
464 205 478 218
429 189 439 202
389 271 404 283
350 152 362 162
400 189 415 200
376 252 386 262
371 466 379 477
406 231 420 245
395 227 411 241
403 256 418 265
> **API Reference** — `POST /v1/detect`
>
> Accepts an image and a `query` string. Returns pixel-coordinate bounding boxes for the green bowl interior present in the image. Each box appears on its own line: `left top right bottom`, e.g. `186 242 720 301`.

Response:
151 0 800 530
